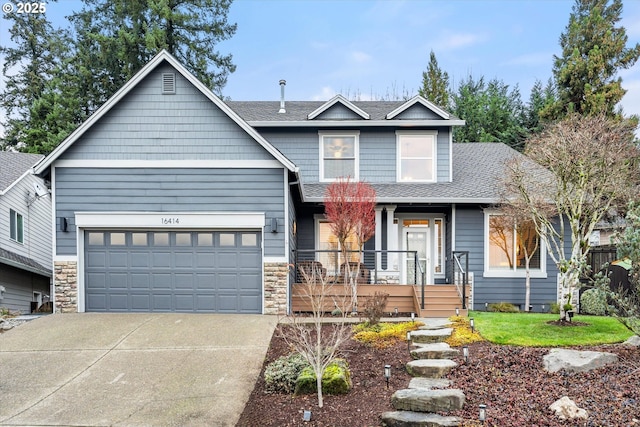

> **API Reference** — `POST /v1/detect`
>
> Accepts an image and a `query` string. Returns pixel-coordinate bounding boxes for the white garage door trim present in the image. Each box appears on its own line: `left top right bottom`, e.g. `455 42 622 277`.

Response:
75 212 265 313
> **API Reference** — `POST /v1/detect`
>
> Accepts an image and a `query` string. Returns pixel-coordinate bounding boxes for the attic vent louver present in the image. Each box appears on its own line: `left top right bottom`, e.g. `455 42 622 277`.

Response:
162 73 176 94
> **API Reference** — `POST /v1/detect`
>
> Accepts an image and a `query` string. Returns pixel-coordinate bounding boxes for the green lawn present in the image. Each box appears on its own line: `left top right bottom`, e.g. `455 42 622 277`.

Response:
470 311 634 347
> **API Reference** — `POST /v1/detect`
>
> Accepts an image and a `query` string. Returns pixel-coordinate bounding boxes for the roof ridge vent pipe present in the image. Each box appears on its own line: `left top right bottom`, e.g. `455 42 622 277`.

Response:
278 79 286 113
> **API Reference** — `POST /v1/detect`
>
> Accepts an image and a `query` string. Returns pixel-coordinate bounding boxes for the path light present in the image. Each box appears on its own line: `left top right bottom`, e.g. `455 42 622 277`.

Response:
542 304 546 312
462 345 469 363
384 364 391 389
394 307 398 316
411 312 415 322
470 318 475 333
455 307 460 316
479 404 487 424
406 331 412 352
303 410 311 422
485 302 488 311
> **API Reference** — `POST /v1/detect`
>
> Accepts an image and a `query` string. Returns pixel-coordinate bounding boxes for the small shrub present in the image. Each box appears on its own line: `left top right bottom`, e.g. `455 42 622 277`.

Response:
361 291 388 325
294 358 351 395
352 321 423 348
264 352 310 394
550 302 560 314
487 302 519 313
580 288 608 316
446 316 484 347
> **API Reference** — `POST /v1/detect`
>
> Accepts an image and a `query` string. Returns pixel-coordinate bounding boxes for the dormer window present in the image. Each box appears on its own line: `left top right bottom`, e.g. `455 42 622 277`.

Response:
319 131 359 181
396 131 437 182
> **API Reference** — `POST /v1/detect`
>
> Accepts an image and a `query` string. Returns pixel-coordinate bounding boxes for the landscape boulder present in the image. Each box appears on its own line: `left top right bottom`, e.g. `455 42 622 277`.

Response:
542 349 618 373
624 335 640 347
549 396 588 420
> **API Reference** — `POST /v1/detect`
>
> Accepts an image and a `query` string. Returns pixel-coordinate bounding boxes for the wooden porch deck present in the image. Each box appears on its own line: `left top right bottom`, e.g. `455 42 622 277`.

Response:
290 283 469 318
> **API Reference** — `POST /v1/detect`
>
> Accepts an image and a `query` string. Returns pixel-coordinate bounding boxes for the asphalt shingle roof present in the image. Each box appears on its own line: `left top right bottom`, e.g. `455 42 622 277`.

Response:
0 247 51 277
301 143 548 203
0 152 43 193
226 101 410 122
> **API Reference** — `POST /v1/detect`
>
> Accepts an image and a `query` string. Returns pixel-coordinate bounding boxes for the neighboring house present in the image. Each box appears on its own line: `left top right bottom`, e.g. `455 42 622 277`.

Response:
35 50 560 315
0 152 52 313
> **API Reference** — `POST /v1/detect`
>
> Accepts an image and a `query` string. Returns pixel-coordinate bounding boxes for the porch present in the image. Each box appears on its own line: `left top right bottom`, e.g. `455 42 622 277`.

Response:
290 250 472 318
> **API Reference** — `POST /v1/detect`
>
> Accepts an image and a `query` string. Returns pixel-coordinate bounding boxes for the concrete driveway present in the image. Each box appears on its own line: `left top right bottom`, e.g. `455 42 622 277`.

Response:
0 313 277 426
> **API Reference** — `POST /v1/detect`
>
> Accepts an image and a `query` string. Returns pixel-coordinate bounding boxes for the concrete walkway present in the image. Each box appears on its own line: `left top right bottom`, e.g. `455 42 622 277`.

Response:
0 313 277 427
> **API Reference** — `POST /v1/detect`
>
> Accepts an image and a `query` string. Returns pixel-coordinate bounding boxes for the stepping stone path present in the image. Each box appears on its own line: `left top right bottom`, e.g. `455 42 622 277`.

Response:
381 324 464 427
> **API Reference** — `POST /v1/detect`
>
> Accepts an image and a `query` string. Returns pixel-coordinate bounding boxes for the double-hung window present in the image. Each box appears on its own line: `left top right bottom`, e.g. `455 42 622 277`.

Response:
397 131 437 182
484 212 546 277
10 209 24 244
320 132 359 181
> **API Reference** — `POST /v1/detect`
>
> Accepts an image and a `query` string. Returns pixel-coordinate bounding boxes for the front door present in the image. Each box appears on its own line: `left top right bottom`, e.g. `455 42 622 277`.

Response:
402 227 431 285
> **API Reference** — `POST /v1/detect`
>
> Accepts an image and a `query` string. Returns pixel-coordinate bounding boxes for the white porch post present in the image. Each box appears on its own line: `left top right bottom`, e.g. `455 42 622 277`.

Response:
386 205 397 271
375 207 383 271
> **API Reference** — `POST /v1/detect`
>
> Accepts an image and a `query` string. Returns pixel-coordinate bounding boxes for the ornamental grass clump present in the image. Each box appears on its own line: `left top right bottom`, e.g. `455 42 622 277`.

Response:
352 321 423 348
446 316 484 347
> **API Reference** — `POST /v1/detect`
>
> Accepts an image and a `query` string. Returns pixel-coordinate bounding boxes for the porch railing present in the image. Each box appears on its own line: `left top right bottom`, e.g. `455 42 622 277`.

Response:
292 249 427 307
452 251 469 310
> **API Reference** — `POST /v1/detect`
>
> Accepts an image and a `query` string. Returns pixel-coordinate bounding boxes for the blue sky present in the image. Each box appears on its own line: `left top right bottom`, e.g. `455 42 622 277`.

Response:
1 0 640 118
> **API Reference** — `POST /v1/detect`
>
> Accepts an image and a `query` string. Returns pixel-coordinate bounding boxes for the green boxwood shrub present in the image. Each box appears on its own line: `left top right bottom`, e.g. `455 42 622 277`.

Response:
487 302 519 313
294 358 352 395
580 288 608 316
263 352 310 394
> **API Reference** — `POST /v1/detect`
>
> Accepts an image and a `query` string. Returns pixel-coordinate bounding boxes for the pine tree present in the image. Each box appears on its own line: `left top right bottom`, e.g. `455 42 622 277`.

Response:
70 0 237 113
0 12 75 153
418 50 450 110
543 0 640 119
451 75 527 150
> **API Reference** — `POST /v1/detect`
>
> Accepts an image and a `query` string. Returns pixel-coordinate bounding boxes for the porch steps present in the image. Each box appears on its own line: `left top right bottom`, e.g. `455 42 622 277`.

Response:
413 285 468 318
381 324 464 427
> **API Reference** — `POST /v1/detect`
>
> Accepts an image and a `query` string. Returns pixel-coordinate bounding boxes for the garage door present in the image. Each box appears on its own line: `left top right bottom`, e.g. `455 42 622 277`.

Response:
84 230 262 313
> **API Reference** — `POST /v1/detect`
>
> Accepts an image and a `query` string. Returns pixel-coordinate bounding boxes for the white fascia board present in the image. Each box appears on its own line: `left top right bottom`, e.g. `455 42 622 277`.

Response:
0 168 36 196
386 95 451 120
247 120 466 127
54 159 284 168
307 95 370 120
35 50 297 175
74 212 266 229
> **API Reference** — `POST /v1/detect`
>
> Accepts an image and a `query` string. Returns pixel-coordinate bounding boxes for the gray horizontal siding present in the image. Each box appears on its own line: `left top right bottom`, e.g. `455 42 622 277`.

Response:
315 104 363 120
455 206 559 310
396 104 442 120
61 63 274 161
55 168 285 257
0 264 50 313
0 173 52 269
263 128 451 184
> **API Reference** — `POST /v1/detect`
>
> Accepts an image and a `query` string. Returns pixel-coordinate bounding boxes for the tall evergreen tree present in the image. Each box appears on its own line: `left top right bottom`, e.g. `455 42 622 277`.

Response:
451 75 527 150
418 50 450 110
0 11 75 153
543 0 640 119
70 0 237 112
523 79 556 135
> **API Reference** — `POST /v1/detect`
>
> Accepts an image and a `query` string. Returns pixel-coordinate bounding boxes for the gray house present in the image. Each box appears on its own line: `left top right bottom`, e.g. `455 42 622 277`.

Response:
35 50 560 315
0 152 52 313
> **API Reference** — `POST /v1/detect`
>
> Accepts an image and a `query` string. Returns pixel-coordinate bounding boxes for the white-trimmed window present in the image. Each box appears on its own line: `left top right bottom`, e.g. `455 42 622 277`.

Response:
484 212 546 278
396 131 437 182
319 131 359 181
9 209 24 244
316 219 359 275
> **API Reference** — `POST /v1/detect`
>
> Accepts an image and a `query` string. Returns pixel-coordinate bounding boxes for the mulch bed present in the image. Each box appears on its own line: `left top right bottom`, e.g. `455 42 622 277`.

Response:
237 325 640 427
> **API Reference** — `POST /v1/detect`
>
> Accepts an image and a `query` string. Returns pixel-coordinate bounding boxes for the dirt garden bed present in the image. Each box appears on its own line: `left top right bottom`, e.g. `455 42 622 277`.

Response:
237 324 640 426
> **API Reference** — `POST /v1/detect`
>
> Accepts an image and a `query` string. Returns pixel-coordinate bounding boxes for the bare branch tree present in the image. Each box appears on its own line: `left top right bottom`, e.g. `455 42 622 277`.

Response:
281 265 353 408
502 113 640 318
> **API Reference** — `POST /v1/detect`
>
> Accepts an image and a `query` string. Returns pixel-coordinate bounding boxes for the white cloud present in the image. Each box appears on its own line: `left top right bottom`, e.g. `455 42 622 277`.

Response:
350 50 372 63
310 86 337 101
436 31 487 50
